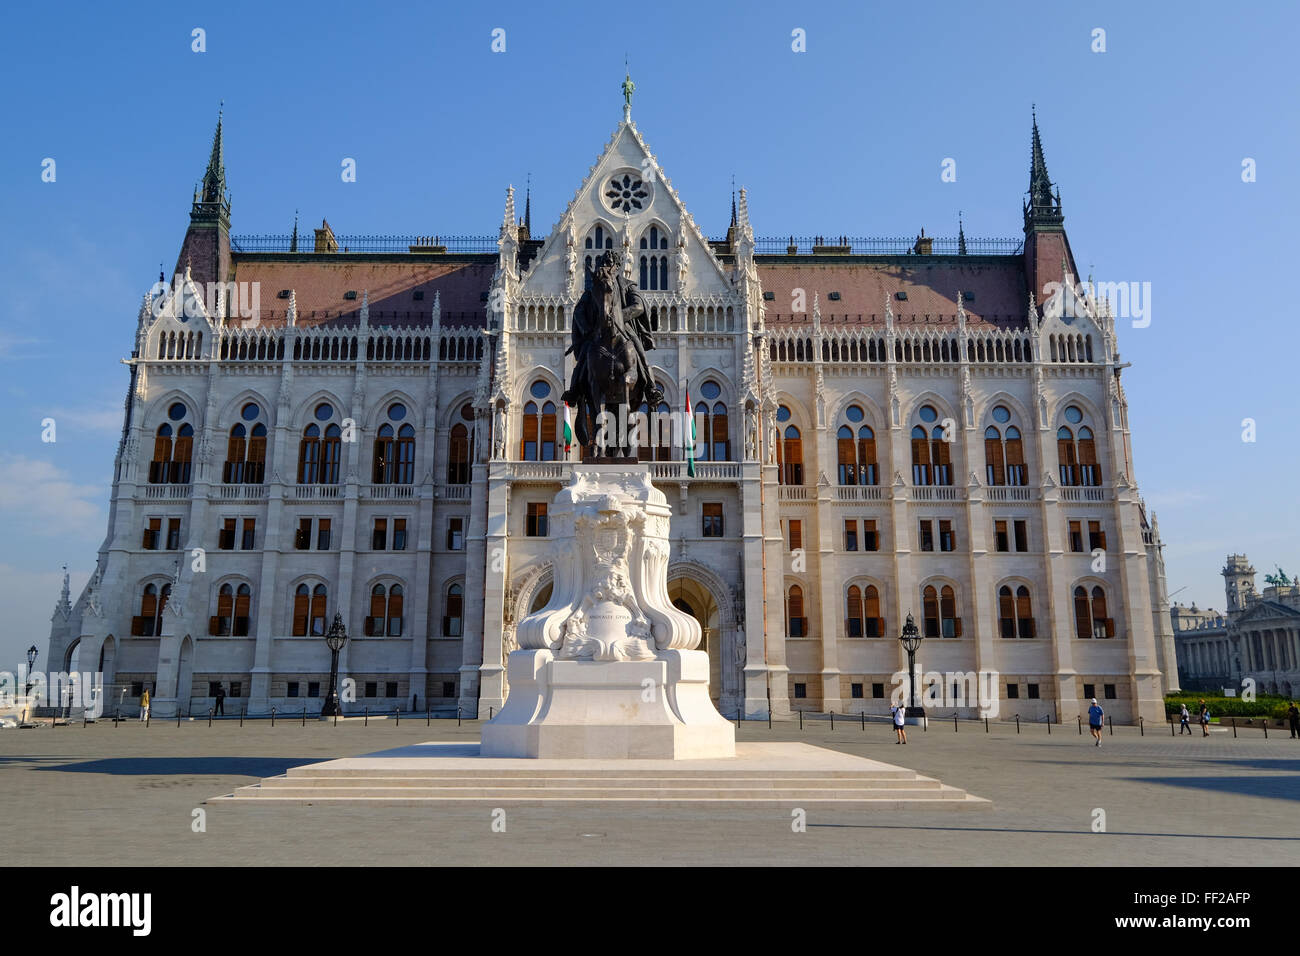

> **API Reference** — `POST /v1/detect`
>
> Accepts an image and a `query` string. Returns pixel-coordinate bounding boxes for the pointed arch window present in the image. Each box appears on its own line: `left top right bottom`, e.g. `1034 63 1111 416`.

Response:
923 584 961 638
373 403 414 484
292 582 328 636
443 583 464 637
635 398 673 461
692 381 730 461
366 583 404 636
845 583 884 638
519 381 560 461
639 226 670 291
1058 406 1099 486
786 584 807 637
998 585 1035 639
150 407 195 485
224 402 266 483
132 581 171 636
836 406 877 485
910 405 951 486
211 582 252 636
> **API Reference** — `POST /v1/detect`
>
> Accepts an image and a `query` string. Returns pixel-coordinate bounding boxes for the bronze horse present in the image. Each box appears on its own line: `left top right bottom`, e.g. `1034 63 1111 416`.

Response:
563 251 663 458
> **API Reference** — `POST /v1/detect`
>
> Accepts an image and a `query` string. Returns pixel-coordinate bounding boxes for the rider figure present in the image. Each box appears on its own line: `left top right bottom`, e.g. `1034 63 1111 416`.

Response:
562 250 664 409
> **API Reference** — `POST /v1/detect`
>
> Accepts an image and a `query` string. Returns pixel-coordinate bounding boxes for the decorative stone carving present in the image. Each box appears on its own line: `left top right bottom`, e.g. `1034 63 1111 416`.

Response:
483 465 735 758
492 404 507 460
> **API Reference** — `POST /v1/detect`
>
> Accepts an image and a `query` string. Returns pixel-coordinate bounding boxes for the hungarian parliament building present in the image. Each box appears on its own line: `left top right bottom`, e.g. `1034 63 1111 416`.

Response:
46 95 1178 723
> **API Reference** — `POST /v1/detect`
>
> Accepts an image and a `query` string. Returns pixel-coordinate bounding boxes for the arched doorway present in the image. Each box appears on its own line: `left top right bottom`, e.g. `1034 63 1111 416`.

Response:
97 636 116 717
666 568 736 712
63 637 81 674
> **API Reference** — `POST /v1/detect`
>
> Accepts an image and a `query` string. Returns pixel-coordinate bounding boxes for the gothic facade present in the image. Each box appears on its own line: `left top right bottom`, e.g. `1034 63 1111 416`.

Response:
46 98 1177 723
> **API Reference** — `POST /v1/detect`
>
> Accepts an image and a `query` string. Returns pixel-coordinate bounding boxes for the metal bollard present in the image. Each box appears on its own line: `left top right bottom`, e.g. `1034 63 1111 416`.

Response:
1015 715 1020 734
1108 715 1113 736
1077 715 1082 735
1232 717 1237 738
861 711 865 732
830 711 834 730
953 712 958 733
767 707 772 730
177 709 182 728
333 708 338 727
302 707 306 726
270 707 275 728
146 708 151 728
1169 716 1175 737
364 706 369 727
985 716 989 733
488 707 493 721
1140 716 1144 737
457 707 462 727
1263 720 1268 739
240 706 245 728
798 709 803 730
395 707 400 727
426 707 430 726
208 708 214 727
1046 714 1050 735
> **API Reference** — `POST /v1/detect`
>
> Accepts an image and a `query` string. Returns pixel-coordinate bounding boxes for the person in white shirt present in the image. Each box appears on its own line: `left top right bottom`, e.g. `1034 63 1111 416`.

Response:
892 701 907 744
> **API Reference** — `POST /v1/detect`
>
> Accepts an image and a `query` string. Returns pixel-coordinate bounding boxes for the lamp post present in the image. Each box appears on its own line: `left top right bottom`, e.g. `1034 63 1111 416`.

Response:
320 613 347 718
22 645 38 725
899 613 925 718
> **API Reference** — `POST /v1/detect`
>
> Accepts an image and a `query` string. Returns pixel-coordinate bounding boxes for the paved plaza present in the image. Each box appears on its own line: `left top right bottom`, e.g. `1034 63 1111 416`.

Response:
1 717 1296 866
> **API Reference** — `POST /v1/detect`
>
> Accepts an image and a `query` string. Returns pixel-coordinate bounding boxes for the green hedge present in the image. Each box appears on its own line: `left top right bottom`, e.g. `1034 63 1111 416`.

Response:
1164 692 1295 720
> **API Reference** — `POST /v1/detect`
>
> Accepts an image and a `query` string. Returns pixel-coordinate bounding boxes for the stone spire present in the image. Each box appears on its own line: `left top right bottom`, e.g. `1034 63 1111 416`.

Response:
1024 106 1063 230
200 103 226 205
957 211 967 255
523 174 532 237
290 209 299 252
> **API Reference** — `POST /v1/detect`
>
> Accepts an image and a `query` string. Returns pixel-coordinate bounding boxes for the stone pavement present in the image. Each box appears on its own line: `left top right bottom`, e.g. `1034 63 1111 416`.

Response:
1 717 1296 865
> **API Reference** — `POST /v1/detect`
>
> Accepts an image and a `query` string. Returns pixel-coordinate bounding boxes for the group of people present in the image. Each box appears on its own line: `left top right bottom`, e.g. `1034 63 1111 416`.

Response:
1177 700 1212 737
137 682 228 720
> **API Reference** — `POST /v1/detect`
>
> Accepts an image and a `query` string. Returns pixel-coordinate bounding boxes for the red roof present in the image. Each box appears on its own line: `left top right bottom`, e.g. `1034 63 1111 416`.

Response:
227 256 495 328
757 258 1029 329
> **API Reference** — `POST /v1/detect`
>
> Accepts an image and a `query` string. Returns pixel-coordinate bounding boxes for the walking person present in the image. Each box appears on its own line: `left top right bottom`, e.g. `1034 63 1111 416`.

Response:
1088 697 1104 746
214 683 225 716
1199 700 1211 737
891 700 907 744
1287 701 1299 739
139 686 150 722
1179 703 1191 735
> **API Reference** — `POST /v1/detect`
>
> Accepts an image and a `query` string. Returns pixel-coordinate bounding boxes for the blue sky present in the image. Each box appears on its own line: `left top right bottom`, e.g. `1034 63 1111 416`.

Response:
1 0 1296 670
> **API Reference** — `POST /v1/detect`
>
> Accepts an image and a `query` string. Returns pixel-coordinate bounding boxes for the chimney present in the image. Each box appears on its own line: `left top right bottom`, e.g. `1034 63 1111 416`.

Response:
314 218 338 254
912 228 932 255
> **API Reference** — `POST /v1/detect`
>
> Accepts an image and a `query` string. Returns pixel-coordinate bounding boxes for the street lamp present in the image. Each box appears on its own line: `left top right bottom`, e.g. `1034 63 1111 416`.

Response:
899 613 925 718
22 645 38 726
320 613 348 718
24 645 38 696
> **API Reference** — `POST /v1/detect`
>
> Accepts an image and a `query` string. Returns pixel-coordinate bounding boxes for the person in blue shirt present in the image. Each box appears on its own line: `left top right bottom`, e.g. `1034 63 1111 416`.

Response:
1087 698 1104 746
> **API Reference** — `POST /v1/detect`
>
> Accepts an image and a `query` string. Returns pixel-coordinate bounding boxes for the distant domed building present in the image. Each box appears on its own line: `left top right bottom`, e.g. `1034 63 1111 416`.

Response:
46 92 1176 723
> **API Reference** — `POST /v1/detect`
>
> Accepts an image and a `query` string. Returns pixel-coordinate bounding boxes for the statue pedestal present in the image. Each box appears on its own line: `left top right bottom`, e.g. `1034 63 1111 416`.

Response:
481 649 735 758
482 465 736 759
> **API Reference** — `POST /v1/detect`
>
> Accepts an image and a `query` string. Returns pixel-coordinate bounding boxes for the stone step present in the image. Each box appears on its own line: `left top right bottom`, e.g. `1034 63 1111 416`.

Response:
243 783 962 800
265 774 941 790
219 788 988 809
286 765 919 780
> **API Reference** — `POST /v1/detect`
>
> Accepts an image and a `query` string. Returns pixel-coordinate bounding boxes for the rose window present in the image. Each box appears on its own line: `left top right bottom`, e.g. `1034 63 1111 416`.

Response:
604 172 650 213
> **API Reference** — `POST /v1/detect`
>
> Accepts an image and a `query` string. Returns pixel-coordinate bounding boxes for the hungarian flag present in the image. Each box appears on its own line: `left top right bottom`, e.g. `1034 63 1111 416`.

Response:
562 402 574 455
684 385 696 477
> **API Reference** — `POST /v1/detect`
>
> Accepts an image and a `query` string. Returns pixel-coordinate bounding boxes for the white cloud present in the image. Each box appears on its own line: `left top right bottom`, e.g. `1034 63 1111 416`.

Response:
0 456 106 535
44 403 124 435
0 564 90 670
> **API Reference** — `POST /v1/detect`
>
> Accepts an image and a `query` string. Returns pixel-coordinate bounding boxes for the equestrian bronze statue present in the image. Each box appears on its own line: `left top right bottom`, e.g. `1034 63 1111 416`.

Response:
562 250 664 458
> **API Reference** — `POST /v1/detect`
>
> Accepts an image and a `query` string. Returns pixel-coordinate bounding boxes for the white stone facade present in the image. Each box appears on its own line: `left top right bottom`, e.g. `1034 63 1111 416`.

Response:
45 109 1177 723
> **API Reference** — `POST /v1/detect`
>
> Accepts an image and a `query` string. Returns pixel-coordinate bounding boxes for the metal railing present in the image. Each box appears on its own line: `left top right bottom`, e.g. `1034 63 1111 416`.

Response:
753 236 1023 256
232 234 499 254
